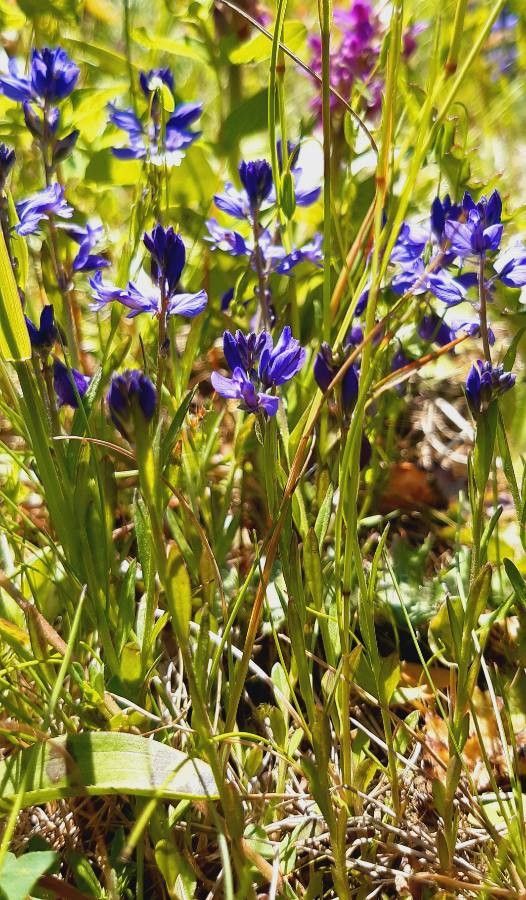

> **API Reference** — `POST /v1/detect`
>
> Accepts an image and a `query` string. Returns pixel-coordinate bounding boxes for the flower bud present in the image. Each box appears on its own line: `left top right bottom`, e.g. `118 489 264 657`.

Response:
107 369 157 441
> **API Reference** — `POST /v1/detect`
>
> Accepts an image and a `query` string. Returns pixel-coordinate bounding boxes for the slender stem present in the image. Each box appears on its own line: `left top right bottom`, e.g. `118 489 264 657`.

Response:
155 285 169 412
478 254 492 363
319 0 332 341
42 357 61 436
252 214 270 329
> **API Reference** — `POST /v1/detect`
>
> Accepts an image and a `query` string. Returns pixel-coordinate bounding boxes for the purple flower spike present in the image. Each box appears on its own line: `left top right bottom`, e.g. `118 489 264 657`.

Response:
107 369 157 441
465 359 515 416
16 184 73 235
53 359 90 408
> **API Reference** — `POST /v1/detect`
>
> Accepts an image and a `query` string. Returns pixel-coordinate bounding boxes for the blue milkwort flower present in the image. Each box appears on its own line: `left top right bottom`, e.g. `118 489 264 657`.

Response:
418 313 495 347
64 221 109 272
390 221 428 264
25 305 58 353
53 359 90 408
0 143 15 189
214 155 319 223
108 101 202 165
445 190 503 258
107 370 157 441
313 342 359 413
211 368 280 416
0 47 79 104
214 159 273 221
108 67 202 167
205 219 323 276
139 68 174 96
465 359 515 416
430 194 461 243
274 140 321 207
16 183 73 235
493 244 526 287
391 257 466 305
211 326 305 416
90 226 207 320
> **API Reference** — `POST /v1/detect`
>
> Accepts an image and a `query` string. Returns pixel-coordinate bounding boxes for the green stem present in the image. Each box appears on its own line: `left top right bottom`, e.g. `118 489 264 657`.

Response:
319 0 332 341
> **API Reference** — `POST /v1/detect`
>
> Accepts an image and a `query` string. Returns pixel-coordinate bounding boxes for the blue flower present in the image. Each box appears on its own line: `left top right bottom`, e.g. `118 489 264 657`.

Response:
275 140 321 207
223 330 272 373
313 342 359 412
90 229 207 320
240 159 273 208
143 224 185 296
205 219 322 276
445 190 503 258
258 326 306 387
391 257 466 305
16 184 74 236
465 359 515 416
53 359 90 408
107 369 157 440
65 222 109 272
390 221 428 264
211 326 305 416
493 244 526 287
26 305 58 352
0 143 15 188
214 159 273 221
139 68 174 96
211 367 279 416
418 313 495 347
430 194 461 242
108 99 202 166
0 47 79 104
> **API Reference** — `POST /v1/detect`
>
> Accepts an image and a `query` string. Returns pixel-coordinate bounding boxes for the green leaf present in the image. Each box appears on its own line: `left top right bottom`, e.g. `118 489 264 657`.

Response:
504 558 526 612
229 21 306 64
161 387 196 469
166 548 192 642
0 732 218 811
0 220 30 361
0 850 57 900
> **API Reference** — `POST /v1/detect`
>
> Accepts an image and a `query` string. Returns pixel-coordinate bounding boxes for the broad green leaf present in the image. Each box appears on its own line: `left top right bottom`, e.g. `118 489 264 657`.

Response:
0 223 30 361
0 850 57 900
0 732 218 811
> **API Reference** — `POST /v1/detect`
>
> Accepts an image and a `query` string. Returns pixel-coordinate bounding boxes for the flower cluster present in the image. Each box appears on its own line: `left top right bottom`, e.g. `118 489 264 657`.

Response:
0 48 79 163
465 360 515 417
308 0 383 116
90 225 207 320
108 67 202 167
206 154 323 291
211 327 306 416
